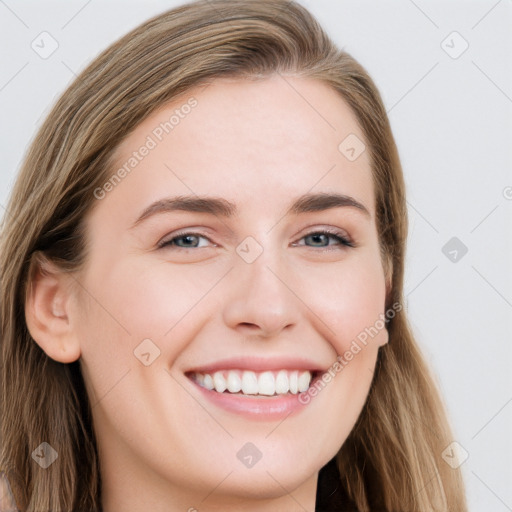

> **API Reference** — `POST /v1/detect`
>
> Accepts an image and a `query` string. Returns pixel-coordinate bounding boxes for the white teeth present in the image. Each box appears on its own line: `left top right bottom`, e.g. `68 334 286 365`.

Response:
226 371 242 393
275 370 289 394
289 371 298 394
194 369 313 396
213 371 227 393
298 371 311 392
258 371 275 396
203 374 214 390
241 371 258 395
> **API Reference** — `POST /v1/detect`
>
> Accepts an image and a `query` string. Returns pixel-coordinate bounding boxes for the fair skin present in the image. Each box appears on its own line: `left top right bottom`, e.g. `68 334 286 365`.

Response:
26 75 389 511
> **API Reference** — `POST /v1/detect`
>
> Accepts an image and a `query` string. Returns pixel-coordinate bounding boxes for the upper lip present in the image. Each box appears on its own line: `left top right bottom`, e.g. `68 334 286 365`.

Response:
185 356 328 375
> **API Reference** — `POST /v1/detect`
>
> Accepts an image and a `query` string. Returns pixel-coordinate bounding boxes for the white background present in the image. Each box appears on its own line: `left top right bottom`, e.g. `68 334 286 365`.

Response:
1 1 511 510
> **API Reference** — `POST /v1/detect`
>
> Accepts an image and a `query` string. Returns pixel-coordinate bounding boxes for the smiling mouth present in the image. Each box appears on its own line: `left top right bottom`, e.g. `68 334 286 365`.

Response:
188 369 317 396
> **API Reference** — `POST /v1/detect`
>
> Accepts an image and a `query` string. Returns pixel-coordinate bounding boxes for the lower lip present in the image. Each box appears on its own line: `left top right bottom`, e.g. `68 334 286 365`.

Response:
190 379 313 420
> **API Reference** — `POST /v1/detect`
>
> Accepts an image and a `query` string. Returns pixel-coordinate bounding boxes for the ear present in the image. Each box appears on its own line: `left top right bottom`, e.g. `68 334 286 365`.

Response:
377 325 389 347
25 253 81 363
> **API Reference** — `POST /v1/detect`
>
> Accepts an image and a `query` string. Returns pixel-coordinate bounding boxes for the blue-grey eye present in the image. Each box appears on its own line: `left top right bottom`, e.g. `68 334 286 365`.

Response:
300 231 353 248
159 233 210 249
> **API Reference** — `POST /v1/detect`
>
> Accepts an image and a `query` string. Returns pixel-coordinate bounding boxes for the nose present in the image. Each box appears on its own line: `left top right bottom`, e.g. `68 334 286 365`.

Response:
222 246 300 339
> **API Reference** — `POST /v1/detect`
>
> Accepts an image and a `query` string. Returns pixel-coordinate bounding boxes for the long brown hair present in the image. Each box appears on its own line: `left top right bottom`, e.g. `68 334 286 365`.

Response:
0 0 467 510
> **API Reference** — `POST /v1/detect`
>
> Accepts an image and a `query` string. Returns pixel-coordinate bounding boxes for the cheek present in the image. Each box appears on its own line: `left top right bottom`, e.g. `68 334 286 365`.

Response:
286 253 387 462
76 257 221 374
109 258 225 338
302 251 388 355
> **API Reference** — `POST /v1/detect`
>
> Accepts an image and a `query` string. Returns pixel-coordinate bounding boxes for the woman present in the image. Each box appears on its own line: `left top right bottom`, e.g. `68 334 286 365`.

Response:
0 0 467 510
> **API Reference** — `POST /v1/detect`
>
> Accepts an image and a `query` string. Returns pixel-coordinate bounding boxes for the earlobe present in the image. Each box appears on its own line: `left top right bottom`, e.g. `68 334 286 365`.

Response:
378 327 390 347
24 253 81 363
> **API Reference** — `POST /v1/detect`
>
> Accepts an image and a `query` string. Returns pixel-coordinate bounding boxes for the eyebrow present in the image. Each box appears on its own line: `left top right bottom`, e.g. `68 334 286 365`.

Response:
131 192 371 228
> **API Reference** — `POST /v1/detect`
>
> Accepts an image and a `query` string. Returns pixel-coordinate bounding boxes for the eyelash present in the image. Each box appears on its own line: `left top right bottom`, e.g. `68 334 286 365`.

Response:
157 228 355 251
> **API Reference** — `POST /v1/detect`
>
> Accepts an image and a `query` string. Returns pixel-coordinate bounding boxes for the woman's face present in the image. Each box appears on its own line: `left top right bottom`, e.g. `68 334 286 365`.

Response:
74 75 389 509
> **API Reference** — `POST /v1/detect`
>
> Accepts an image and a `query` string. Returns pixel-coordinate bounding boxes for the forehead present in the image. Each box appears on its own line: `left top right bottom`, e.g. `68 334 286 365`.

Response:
100 74 374 222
